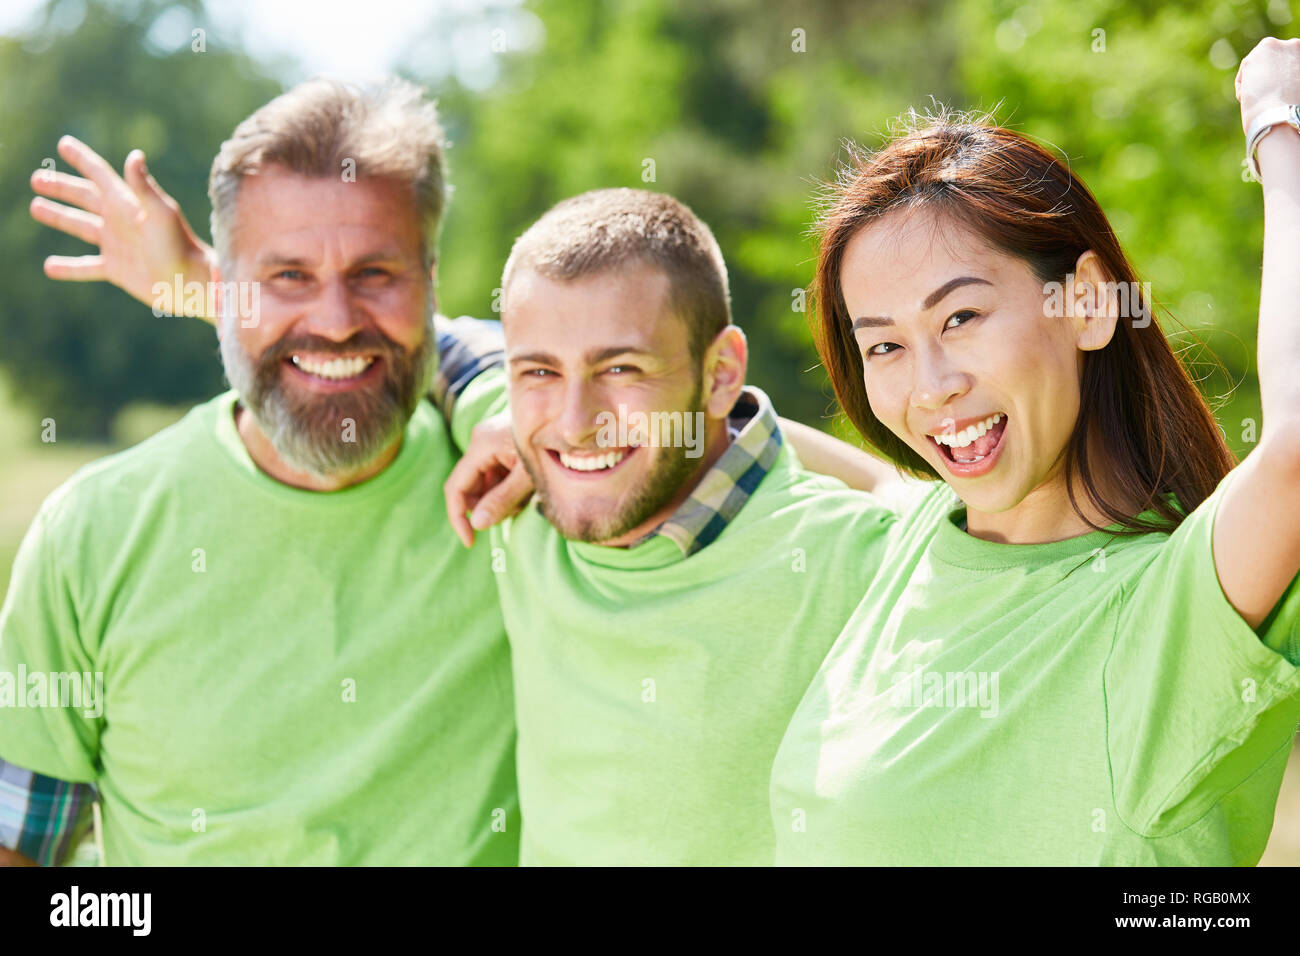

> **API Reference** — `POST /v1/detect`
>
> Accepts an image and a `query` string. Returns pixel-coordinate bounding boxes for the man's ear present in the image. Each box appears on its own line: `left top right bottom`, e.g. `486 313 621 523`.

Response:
702 325 747 419
1071 250 1121 352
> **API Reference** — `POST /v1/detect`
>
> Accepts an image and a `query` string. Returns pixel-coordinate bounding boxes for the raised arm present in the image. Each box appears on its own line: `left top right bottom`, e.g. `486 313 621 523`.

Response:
29 136 215 321
778 417 904 495
1214 37 1300 630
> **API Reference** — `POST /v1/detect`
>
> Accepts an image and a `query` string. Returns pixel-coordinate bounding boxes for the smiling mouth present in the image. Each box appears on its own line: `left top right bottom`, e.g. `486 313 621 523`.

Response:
548 447 634 474
929 413 1007 465
287 353 379 383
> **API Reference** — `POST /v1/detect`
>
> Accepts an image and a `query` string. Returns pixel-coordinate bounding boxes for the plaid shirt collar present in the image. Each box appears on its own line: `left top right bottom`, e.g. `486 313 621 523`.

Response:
637 385 783 557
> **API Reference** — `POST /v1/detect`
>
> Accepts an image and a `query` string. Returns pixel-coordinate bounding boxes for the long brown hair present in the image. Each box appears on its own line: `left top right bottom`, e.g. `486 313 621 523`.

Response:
812 108 1236 534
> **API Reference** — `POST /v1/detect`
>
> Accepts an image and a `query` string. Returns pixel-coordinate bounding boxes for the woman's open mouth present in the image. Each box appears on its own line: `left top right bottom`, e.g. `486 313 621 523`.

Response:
928 412 1008 478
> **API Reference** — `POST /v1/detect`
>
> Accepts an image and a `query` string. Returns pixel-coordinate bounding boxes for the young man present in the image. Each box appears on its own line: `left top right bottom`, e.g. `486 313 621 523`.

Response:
1 79 518 865
440 189 904 864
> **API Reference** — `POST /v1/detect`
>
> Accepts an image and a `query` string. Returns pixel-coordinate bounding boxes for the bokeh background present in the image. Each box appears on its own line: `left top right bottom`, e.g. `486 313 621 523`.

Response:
1 0 1297 863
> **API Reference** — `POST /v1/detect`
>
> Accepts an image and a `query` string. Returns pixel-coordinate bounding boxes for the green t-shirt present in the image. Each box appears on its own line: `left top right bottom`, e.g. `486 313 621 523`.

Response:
0 389 519 865
771 468 1300 865
490 440 896 865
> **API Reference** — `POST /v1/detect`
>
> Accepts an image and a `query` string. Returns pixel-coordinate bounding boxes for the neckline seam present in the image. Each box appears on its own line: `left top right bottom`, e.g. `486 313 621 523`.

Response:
212 392 438 505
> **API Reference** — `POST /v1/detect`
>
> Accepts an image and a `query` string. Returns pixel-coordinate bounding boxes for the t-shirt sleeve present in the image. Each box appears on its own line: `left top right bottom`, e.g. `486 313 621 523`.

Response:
0 504 102 783
1106 466 1300 836
449 366 509 454
429 315 505 417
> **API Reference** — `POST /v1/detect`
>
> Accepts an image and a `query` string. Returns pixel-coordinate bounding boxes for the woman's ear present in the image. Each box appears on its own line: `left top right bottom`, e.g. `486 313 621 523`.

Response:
702 325 748 419
1072 250 1121 352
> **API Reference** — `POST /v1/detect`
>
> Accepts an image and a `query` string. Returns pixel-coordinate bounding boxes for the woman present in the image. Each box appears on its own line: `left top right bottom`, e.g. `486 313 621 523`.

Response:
770 38 1300 864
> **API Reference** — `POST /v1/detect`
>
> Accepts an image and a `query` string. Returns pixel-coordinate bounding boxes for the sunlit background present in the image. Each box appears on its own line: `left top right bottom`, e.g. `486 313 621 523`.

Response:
1 0 1297 864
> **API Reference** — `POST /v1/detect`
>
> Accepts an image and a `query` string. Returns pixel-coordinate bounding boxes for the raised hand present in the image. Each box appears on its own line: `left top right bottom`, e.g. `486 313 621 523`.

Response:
1235 36 1300 135
29 136 215 321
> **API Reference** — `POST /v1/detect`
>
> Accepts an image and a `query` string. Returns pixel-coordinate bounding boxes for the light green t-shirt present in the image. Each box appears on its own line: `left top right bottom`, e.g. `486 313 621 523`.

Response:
490 440 896 866
0 390 519 865
771 468 1300 865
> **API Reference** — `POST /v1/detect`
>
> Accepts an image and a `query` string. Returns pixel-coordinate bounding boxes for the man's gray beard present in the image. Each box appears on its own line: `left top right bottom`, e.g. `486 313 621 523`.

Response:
219 311 436 481
522 380 707 543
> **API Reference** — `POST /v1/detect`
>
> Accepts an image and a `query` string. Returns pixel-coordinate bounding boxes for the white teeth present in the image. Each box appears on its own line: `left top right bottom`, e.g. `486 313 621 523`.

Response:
558 449 628 472
291 355 375 380
933 413 1003 447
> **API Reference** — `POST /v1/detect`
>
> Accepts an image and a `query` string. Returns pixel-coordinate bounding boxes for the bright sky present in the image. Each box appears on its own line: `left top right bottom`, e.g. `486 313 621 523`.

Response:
2 0 537 87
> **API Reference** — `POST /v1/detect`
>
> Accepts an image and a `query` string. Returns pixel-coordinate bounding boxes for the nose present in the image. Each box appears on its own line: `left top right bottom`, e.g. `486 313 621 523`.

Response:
910 342 970 414
300 276 364 343
556 379 604 448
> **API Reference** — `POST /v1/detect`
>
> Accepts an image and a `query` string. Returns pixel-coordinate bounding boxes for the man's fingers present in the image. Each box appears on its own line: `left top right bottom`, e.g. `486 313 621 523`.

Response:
448 502 477 549
123 150 153 204
30 197 103 246
444 455 489 547
470 465 534 531
43 255 107 282
30 169 102 214
56 135 135 208
124 150 175 214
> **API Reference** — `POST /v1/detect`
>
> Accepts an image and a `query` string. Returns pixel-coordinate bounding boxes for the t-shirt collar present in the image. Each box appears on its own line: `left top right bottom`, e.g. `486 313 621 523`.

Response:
637 385 784 557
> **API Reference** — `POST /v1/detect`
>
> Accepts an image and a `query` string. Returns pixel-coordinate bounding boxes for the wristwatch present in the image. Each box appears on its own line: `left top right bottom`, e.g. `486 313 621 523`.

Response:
1246 104 1300 182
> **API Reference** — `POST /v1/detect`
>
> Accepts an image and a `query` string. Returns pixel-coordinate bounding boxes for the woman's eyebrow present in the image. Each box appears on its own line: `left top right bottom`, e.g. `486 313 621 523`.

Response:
852 275 994 329
923 275 992 309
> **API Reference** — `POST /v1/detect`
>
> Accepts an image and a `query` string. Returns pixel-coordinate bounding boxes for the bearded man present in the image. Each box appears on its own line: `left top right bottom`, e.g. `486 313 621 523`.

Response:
0 78 519 865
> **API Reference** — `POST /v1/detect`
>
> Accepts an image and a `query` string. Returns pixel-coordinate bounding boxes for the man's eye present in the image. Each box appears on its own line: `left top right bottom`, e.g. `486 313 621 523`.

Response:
603 365 637 375
273 269 305 281
522 368 554 378
357 267 389 279
945 309 980 330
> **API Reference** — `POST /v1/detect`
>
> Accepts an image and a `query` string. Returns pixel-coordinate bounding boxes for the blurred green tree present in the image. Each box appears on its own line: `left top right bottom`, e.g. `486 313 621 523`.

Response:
0 0 280 438
428 0 1292 454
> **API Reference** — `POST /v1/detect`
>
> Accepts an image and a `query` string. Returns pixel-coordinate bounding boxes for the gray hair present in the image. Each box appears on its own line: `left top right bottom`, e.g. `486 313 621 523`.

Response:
209 76 448 274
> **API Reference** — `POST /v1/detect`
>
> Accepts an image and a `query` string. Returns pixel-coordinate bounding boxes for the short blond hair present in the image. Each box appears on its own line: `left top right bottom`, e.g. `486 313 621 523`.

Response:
502 188 731 359
209 77 448 271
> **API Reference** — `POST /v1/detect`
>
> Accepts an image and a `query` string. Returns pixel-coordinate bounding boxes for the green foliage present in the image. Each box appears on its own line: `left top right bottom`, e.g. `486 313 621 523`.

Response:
426 0 1293 455
1 0 1292 454
949 0 1294 458
0 0 280 437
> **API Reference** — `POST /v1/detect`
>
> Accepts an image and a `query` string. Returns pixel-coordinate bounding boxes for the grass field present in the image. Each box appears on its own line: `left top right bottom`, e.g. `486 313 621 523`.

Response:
1 374 1297 864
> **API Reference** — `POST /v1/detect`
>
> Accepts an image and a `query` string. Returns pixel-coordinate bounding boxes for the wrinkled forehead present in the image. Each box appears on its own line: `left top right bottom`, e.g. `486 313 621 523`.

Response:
229 167 424 265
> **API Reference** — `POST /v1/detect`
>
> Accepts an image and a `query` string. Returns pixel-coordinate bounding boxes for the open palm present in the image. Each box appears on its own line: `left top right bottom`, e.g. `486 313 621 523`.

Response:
29 135 215 322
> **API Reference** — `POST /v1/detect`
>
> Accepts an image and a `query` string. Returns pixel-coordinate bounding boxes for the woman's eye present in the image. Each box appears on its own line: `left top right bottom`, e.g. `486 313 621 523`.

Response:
945 309 979 330
866 342 900 357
